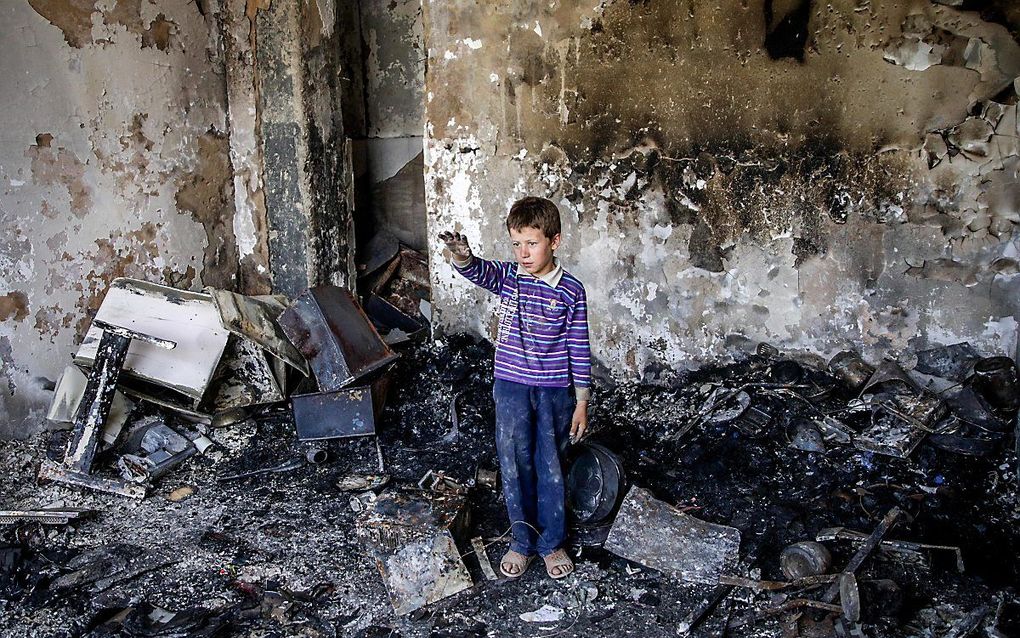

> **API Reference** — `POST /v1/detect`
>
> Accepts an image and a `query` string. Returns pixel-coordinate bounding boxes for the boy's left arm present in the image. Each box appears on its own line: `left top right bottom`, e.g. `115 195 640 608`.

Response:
566 286 592 442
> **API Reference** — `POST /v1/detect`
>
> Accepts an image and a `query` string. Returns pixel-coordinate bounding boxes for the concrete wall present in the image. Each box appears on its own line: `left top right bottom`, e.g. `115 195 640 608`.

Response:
0 0 353 438
423 0 1020 382
346 0 428 253
0 0 234 438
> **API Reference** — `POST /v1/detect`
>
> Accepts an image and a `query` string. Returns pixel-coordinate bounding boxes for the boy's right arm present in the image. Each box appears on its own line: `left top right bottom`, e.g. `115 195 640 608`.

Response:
439 231 509 295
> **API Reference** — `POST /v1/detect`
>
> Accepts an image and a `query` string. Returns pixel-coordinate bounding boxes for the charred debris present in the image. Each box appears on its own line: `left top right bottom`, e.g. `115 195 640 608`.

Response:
2 242 1020 637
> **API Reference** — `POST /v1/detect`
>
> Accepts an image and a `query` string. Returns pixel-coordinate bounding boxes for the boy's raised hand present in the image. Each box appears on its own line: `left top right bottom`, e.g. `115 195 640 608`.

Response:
438 231 472 262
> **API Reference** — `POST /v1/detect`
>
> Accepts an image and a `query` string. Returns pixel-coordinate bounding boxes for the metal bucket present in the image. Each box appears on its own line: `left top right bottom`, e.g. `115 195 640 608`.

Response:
970 356 1020 413
566 442 626 532
780 541 832 579
828 351 875 393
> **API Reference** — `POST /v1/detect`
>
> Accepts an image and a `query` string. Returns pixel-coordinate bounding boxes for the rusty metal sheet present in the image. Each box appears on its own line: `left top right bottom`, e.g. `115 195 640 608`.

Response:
915 342 981 382
74 278 230 409
278 286 397 391
291 386 375 440
208 289 309 376
365 294 425 336
385 248 430 319
358 230 401 278
356 490 472 616
604 486 740 585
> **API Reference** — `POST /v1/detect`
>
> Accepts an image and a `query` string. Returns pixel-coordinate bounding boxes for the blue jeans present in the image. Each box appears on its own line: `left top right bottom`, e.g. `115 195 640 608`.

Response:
493 379 575 557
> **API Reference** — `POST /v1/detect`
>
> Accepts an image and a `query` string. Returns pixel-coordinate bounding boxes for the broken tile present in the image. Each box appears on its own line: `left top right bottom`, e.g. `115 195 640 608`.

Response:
520 604 564 623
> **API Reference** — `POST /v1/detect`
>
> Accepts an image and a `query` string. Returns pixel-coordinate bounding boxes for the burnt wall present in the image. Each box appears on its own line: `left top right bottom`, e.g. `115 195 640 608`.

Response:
253 0 355 296
423 0 1020 381
0 0 236 438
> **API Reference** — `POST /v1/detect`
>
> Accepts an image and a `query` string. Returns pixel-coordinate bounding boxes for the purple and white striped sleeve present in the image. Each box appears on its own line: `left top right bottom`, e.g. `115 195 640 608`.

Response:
453 256 510 295
566 286 591 401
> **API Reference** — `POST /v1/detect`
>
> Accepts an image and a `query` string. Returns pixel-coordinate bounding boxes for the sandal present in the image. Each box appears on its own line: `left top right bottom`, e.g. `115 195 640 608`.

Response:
543 548 574 580
500 550 534 578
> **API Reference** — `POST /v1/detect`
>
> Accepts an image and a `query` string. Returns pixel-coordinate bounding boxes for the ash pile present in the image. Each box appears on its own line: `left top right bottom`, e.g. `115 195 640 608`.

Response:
1 261 1019 637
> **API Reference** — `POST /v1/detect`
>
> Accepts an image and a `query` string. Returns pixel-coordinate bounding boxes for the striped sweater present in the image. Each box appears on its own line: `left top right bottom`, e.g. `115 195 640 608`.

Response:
454 256 591 401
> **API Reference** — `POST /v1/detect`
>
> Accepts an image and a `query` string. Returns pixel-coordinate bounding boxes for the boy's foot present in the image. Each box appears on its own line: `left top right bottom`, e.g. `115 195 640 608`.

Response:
500 550 534 578
543 548 574 579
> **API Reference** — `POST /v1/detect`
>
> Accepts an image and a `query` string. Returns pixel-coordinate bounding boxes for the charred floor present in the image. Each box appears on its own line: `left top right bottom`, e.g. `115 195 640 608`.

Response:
1 334 1018 638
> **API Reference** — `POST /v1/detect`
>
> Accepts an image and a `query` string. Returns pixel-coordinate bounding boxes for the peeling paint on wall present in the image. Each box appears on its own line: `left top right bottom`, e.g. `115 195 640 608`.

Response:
0 0 233 438
222 0 272 295
175 130 239 289
28 0 178 51
0 292 30 322
423 0 1020 382
25 134 93 218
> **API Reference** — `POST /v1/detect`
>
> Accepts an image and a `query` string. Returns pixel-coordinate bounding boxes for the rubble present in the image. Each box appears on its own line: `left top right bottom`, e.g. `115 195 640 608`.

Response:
1 317 1018 636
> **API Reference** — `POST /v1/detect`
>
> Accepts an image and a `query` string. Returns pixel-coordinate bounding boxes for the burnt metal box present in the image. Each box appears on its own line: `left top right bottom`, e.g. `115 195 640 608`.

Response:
291 386 376 441
278 286 397 391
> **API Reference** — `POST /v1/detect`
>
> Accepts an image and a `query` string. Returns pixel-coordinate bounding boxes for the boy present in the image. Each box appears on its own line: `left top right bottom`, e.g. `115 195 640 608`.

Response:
439 196 591 580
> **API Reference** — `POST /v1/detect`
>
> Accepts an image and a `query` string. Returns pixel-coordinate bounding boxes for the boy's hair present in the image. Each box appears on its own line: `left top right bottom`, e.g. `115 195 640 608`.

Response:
506 197 561 239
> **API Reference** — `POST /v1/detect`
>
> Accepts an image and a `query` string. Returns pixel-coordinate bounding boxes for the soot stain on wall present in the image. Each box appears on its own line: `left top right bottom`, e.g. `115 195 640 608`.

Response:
424 0 1020 378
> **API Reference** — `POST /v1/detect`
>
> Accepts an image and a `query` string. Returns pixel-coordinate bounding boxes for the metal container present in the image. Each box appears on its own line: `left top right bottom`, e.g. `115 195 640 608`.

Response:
756 343 780 358
780 541 832 580
291 386 376 440
566 442 626 530
278 286 398 392
969 356 1020 413
828 351 875 393
770 360 804 384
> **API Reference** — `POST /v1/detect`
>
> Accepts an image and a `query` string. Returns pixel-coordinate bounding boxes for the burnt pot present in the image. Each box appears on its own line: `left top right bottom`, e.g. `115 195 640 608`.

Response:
828 351 874 393
566 442 626 530
970 356 1020 413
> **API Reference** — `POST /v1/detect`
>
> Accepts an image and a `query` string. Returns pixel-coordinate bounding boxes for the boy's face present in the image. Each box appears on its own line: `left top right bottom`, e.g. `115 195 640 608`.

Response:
509 226 560 277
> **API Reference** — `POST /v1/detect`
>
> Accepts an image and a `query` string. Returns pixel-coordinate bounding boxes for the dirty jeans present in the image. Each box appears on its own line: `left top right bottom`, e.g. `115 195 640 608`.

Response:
493 378 574 557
